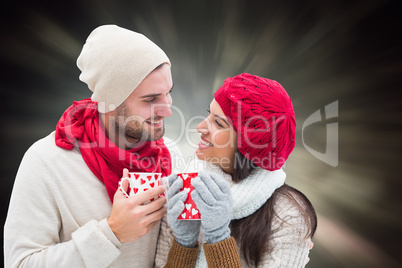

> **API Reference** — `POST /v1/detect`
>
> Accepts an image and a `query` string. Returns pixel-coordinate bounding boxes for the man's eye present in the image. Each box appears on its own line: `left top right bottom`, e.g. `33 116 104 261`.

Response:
145 98 156 103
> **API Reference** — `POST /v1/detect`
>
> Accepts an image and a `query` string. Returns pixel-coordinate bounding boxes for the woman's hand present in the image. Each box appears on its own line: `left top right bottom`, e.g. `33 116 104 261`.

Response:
166 174 201 247
191 170 233 244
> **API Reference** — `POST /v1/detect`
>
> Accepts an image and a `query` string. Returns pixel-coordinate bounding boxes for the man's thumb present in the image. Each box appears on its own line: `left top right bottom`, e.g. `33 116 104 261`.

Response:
115 168 130 199
122 168 129 178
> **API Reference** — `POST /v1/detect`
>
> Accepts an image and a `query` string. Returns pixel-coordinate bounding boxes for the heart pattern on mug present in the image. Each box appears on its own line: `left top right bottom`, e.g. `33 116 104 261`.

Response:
185 204 192 211
118 173 163 201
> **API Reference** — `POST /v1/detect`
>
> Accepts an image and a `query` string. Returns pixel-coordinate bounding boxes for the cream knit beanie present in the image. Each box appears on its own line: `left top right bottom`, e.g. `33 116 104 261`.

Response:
77 25 171 113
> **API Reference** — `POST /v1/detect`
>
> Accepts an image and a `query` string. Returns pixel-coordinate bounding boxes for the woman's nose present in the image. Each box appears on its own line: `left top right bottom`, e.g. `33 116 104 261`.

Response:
196 119 209 134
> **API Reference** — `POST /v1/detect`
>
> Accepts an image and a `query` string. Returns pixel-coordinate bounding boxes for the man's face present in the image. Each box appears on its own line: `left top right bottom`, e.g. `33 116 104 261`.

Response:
108 63 173 145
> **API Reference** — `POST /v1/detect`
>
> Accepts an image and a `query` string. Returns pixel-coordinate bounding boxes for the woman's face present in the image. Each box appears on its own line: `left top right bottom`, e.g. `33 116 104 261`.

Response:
196 99 237 174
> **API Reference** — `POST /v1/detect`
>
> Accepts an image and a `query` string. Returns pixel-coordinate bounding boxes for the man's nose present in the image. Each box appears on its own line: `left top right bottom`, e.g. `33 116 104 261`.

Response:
153 102 172 118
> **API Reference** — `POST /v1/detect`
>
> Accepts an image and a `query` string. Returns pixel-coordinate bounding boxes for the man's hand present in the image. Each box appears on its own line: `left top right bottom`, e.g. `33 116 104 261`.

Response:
107 168 167 243
306 241 314 264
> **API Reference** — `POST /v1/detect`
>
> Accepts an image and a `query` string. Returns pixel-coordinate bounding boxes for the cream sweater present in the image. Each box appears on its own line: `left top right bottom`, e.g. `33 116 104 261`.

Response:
155 163 312 268
4 131 183 268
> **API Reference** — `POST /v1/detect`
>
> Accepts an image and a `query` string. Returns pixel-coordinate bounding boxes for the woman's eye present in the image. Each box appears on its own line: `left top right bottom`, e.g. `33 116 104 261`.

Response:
215 119 223 128
206 109 211 115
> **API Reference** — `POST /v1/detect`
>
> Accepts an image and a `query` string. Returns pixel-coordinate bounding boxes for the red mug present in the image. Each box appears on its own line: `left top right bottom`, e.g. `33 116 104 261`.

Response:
177 172 201 220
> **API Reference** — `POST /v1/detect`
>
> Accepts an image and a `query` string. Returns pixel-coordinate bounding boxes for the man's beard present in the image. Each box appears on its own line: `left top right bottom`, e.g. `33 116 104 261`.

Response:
124 119 165 142
113 104 165 144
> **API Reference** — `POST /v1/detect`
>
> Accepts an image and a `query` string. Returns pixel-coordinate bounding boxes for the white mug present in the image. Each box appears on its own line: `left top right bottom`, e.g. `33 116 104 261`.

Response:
118 172 163 202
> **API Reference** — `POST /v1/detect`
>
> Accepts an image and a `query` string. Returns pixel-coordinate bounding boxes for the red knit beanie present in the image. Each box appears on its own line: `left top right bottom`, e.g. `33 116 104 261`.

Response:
214 73 296 171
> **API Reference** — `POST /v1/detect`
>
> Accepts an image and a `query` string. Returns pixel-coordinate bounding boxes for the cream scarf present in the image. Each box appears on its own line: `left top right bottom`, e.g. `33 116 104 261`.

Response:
189 160 286 267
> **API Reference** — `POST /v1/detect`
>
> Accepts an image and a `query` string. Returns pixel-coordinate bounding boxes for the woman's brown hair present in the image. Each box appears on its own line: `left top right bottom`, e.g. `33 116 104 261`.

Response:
230 149 317 266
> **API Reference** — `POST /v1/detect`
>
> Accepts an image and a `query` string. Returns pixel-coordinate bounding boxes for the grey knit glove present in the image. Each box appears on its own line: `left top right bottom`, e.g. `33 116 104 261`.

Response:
166 174 201 247
191 170 233 244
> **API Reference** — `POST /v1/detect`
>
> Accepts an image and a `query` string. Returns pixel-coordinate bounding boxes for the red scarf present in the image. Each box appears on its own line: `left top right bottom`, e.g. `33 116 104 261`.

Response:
55 98 172 202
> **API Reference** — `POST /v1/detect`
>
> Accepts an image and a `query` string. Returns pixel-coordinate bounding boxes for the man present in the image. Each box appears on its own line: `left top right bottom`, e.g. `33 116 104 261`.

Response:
4 25 182 267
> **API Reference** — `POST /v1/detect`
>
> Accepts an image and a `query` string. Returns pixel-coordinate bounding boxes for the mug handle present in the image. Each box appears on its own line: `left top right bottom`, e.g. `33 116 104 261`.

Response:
118 177 131 198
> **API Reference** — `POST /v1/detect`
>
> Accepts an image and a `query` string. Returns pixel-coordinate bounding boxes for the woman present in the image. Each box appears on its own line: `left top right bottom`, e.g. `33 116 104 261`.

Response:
155 73 317 267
